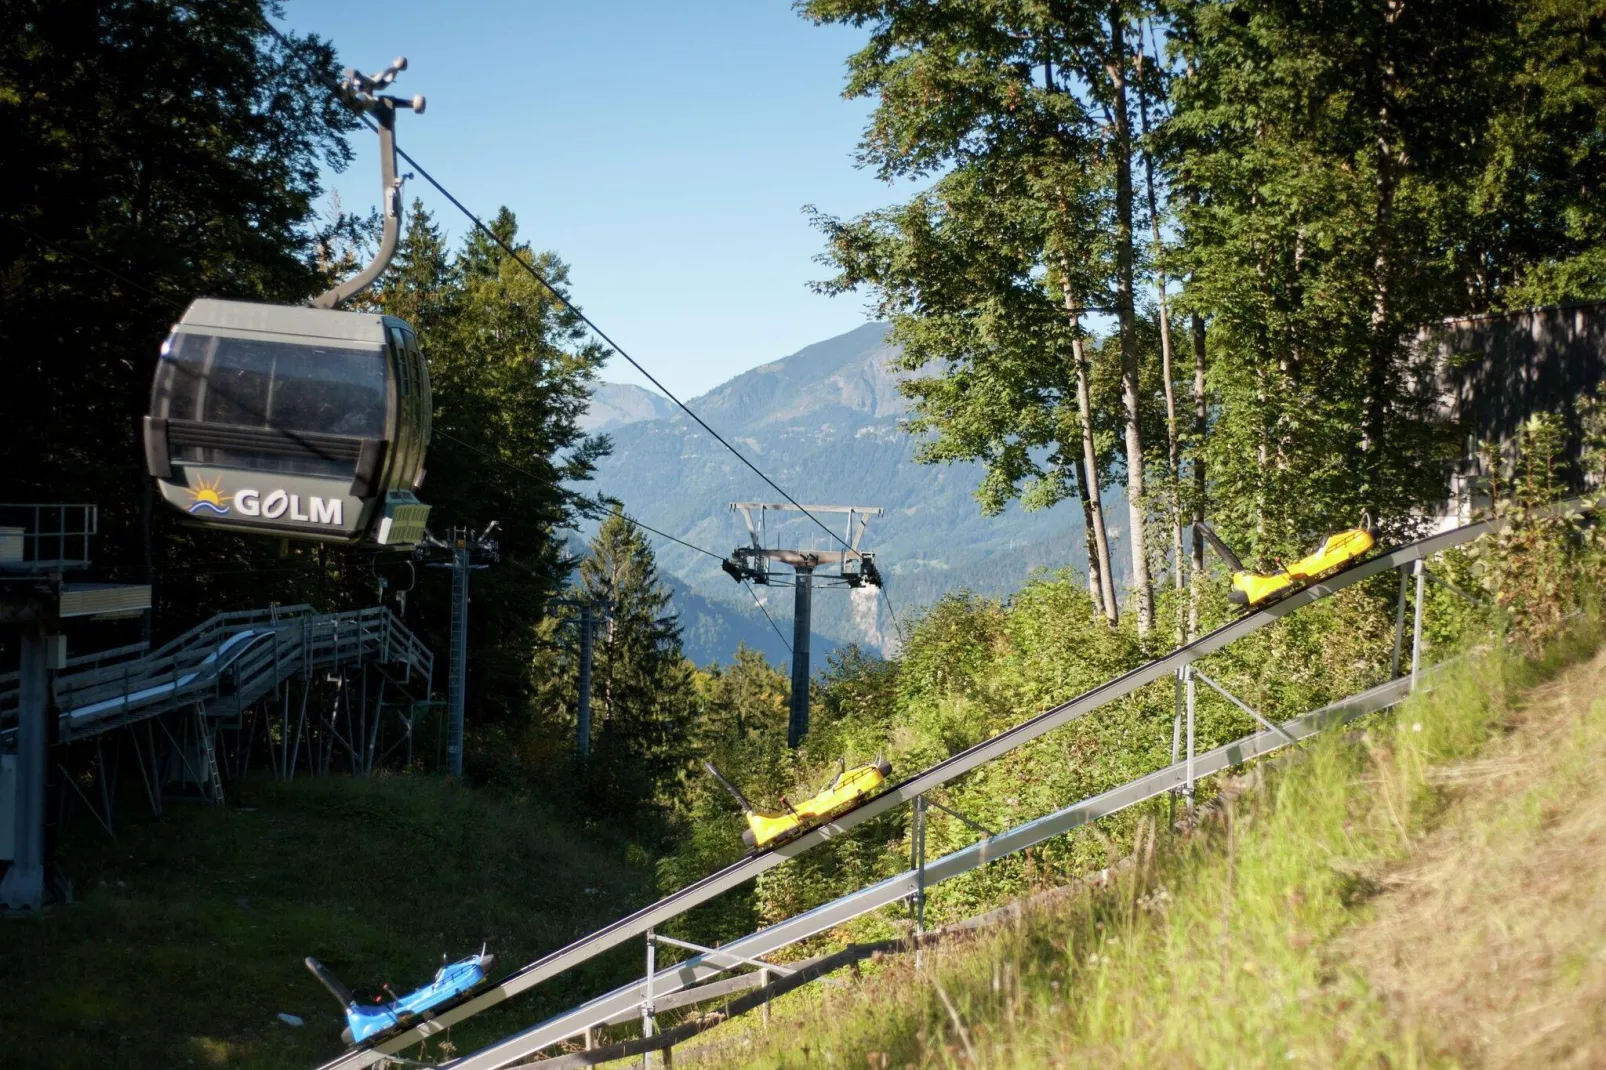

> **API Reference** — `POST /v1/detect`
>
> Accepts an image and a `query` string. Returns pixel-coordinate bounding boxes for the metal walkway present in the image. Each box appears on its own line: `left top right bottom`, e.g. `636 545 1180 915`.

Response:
1 604 433 745
314 507 1524 1070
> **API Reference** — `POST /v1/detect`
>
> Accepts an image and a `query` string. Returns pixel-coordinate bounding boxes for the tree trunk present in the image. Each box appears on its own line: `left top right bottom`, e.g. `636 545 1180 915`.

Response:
1179 46 1209 642
1070 448 1105 615
1106 9 1154 638
1362 3 1403 510
1136 35 1184 644
1071 324 1119 626
1189 310 1208 640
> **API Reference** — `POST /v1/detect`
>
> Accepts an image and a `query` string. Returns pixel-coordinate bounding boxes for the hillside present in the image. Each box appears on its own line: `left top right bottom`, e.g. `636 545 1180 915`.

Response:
578 382 678 434
0 777 655 1069
695 622 1606 1068
580 323 1121 661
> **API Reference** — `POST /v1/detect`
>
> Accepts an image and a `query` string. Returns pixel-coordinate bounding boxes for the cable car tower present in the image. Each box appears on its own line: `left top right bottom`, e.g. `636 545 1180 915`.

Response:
722 503 884 748
144 57 432 547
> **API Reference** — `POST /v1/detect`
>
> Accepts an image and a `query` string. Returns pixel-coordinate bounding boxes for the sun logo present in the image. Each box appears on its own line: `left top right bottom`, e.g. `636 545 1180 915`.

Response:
185 476 232 517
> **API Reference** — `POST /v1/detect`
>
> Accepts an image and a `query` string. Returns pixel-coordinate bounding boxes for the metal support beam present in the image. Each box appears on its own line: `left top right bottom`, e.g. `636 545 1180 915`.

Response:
95 735 115 834
1390 565 1409 679
788 567 813 748
1169 669 1182 824
1411 559 1427 690
648 933 794 977
1423 570 1489 608
56 763 114 839
913 794 927 935
924 797 996 838
1 630 48 910
1184 664 1196 812
1192 669 1297 746
448 535 470 778
290 683 310 782
642 930 656 1070
366 675 386 774
131 719 162 817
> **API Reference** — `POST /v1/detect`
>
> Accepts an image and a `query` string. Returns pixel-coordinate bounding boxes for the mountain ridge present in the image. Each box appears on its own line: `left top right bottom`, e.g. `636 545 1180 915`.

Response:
577 322 1114 664
578 382 677 434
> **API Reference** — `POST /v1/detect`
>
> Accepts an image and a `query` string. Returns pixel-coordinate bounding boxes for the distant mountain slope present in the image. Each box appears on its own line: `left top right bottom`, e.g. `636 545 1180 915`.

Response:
579 382 676 434
664 572 839 670
578 323 1123 663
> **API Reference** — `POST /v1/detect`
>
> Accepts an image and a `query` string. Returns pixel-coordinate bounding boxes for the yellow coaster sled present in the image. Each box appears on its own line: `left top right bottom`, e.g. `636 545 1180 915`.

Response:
1199 516 1375 607
704 756 893 850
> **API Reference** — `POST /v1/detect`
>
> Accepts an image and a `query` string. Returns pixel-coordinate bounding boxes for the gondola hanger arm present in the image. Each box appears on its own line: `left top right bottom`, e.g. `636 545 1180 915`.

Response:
312 58 425 310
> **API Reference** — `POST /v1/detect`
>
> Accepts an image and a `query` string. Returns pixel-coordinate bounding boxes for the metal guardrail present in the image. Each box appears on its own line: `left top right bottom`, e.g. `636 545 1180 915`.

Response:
0 604 433 742
314 503 1546 1070
450 671 1430 1068
0 503 98 570
0 640 149 689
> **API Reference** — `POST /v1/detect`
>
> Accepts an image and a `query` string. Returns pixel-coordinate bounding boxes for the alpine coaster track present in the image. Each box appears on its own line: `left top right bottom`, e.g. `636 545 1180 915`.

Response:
314 505 1561 1070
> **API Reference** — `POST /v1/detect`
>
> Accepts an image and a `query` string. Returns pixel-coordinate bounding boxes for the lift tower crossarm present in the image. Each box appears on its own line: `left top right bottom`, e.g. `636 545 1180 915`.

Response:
724 503 887 747
729 503 883 553
737 549 858 569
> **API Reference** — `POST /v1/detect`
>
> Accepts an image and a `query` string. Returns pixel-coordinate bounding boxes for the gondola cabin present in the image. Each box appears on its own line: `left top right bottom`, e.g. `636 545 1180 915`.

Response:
144 298 432 547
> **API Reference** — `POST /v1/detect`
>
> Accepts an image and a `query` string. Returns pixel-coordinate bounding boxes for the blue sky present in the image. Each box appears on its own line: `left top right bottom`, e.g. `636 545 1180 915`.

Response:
277 1 906 400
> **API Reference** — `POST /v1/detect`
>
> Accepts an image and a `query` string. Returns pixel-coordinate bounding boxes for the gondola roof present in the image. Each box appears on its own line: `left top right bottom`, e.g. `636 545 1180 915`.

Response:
175 298 396 347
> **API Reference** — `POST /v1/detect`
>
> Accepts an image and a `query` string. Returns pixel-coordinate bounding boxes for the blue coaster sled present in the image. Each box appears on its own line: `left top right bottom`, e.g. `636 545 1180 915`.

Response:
306 949 494 1046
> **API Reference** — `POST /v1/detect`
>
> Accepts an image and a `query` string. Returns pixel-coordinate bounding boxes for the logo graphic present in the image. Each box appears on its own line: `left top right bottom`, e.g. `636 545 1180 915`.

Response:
185 475 232 517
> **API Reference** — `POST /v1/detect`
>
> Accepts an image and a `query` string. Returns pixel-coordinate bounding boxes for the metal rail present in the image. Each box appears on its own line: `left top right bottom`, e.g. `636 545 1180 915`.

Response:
0 604 433 742
443 670 1427 1069
315 509 1515 1070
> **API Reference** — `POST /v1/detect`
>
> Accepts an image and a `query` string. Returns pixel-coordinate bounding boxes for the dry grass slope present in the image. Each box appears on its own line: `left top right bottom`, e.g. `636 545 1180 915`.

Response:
1346 648 1606 1067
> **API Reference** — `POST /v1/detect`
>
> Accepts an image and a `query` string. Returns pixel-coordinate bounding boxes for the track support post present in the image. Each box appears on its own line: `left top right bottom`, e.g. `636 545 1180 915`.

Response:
1411 559 1427 690
642 928 656 1070
1169 669 1183 825
1184 664 1196 814
1391 564 1409 678
912 795 927 939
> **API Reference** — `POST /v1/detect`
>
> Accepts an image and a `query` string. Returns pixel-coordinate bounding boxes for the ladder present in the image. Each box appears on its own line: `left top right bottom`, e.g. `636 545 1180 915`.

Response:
446 539 469 777
194 703 224 805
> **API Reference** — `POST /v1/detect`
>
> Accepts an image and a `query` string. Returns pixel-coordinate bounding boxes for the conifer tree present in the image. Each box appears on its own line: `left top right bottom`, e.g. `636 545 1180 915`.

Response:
0 0 358 615
376 204 611 744
578 514 693 817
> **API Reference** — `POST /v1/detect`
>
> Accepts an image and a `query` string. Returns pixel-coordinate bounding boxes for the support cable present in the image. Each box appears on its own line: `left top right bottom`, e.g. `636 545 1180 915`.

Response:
742 582 791 654
879 585 908 644
433 430 725 562
438 432 791 650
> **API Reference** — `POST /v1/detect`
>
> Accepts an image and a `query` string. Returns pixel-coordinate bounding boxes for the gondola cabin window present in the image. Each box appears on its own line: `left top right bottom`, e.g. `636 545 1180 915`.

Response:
153 332 387 479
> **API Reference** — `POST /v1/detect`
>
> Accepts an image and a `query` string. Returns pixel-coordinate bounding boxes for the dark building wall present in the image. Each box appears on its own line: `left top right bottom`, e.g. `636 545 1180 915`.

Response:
1424 300 1606 489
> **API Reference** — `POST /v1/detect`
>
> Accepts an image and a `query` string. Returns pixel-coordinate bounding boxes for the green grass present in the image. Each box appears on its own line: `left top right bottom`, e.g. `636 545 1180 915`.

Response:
0 773 655 1069
693 620 1606 1068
